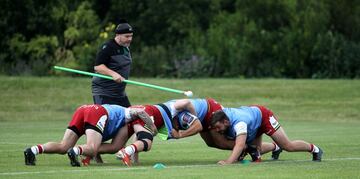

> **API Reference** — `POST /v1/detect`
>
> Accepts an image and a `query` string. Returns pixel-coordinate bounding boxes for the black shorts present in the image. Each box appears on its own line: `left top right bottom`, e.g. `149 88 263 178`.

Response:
93 95 131 107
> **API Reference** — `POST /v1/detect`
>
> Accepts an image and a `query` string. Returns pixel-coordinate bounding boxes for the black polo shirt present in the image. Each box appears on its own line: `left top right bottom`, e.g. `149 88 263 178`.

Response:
92 39 132 98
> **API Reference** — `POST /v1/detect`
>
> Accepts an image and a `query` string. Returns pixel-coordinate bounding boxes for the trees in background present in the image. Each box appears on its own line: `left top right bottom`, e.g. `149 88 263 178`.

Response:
1 0 359 78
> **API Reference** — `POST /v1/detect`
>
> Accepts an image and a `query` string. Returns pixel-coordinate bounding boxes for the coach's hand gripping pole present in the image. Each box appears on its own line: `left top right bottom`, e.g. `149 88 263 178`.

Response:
53 66 193 97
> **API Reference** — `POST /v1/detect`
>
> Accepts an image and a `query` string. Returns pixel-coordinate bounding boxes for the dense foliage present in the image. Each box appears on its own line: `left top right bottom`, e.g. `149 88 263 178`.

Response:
1 0 359 78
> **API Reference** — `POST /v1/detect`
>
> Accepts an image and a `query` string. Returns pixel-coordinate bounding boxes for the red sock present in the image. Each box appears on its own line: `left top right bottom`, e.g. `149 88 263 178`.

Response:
37 144 44 154
309 144 314 153
78 146 83 155
31 144 44 155
131 144 138 153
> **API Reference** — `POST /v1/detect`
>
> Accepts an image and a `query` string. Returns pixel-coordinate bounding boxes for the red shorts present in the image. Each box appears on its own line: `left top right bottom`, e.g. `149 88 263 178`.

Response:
127 105 164 136
253 105 281 137
68 105 108 136
203 98 223 131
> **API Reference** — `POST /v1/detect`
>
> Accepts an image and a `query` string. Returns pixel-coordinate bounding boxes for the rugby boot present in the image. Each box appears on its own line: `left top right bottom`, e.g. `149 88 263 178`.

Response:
81 156 92 166
247 146 262 162
237 150 248 161
312 147 323 162
116 148 132 166
271 148 283 160
24 148 36 165
67 148 81 167
81 153 104 166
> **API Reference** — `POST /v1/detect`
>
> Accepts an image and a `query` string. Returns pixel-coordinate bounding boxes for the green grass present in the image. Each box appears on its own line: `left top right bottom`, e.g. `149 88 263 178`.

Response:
0 76 360 178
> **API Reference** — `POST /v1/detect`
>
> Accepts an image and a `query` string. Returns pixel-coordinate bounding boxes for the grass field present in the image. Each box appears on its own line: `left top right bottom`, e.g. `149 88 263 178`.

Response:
0 76 360 179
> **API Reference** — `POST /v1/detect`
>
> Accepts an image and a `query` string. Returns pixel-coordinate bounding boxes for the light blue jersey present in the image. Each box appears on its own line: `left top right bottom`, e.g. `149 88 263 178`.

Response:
189 99 208 124
101 104 127 142
162 100 177 117
223 107 262 143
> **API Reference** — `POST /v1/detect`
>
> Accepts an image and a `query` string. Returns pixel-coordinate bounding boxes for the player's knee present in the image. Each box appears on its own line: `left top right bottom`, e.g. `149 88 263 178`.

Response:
59 143 72 154
140 139 152 151
136 131 153 151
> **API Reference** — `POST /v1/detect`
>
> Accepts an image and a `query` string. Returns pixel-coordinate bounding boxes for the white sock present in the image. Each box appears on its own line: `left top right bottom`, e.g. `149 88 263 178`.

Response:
30 145 44 155
312 145 320 153
273 143 280 151
124 145 136 156
73 146 82 155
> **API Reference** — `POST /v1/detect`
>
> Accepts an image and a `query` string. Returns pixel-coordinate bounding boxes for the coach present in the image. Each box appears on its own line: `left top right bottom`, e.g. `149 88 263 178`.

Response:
92 20 134 107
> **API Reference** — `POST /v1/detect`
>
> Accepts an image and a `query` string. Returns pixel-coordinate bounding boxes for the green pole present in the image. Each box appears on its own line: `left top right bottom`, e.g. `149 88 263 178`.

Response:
53 66 191 96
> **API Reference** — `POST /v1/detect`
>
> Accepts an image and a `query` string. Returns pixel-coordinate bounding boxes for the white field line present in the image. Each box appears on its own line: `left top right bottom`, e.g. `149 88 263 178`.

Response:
0 142 31 145
1 157 360 176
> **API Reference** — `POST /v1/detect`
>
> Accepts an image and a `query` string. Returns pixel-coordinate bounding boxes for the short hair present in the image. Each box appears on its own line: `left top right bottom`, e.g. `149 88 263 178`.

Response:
210 110 228 127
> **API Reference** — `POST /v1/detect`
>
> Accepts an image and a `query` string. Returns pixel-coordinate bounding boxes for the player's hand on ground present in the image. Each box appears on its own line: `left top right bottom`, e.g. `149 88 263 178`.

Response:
171 129 180 139
112 73 125 83
217 160 232 165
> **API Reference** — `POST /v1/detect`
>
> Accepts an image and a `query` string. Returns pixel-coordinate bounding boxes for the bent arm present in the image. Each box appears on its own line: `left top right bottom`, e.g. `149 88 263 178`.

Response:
223 134 247 164
227 134 247 163
177 119 203 138
173 99 196 115
94 64 124 83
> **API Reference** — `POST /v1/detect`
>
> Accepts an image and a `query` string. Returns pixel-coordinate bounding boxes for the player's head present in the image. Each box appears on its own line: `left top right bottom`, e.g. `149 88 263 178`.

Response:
115 19 133 47
210 110 230 134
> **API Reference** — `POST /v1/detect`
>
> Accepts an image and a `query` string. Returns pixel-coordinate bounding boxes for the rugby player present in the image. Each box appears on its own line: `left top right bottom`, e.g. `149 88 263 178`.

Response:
210 105 323 165
23 104 156 167
84 99 281 166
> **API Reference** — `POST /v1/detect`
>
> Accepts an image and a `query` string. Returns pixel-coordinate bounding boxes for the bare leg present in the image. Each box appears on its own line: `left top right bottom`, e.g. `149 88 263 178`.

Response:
24 129 80 165
77 129 103 157
42 129 79 154
67 129 102 167
260 142 276 154
98 126 129 154
80 126 130 165
116 125 153 166
252 135 262 150
130 134 139 164
128 125 153 151
270 127 311 152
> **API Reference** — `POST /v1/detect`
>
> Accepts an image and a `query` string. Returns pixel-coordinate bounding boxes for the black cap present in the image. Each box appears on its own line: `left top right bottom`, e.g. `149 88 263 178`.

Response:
115 20 133 34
